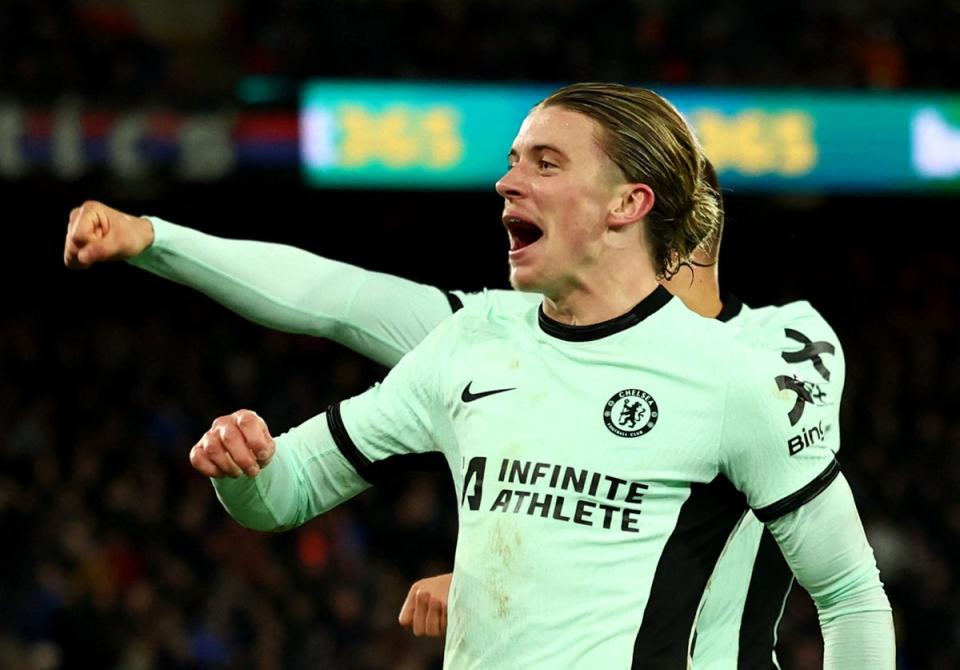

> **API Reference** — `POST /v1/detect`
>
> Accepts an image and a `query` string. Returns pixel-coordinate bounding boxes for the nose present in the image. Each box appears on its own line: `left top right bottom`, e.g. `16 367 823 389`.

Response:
495 165 526 200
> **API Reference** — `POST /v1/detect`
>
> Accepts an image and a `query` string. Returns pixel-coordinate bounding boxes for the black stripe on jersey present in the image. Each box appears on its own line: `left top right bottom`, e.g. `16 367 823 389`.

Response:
327 402 374 483
752 459 841 523
738 527 794 669
541 285 673 342
632 475 747 667
326 403 448 486
445 291 464 313
715 293 744 323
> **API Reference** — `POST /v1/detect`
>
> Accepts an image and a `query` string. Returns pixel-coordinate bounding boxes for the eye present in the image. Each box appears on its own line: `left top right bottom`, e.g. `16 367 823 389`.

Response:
539 159 557 170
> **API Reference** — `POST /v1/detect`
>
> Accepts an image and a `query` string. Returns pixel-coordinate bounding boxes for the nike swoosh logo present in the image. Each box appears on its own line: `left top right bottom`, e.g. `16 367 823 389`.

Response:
461 382 516 403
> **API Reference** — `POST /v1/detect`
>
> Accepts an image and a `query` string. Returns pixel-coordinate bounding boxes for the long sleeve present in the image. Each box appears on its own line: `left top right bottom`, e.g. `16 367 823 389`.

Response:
211 412 370 531
767 473 895 668
128 217 459 367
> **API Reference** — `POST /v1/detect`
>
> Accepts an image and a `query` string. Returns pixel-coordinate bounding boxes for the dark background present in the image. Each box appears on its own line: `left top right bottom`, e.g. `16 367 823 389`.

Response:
3 1 960 668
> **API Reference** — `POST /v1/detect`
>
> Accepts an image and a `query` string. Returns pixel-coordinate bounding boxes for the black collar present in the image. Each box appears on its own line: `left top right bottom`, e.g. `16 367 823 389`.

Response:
715 293 744 322
538 286 674 342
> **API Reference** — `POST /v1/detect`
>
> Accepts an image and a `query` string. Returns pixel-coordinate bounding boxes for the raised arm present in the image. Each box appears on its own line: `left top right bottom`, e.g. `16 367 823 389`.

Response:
764 474 895 666
63 201 462 367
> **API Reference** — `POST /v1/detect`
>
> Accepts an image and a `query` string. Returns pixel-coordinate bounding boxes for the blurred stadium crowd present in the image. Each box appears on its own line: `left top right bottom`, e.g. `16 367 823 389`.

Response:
2 0 959 105
2 0 959 669
2 239 958 668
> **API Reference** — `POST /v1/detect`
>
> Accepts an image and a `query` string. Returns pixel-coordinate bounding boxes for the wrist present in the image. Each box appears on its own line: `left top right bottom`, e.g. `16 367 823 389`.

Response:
136 216 156 252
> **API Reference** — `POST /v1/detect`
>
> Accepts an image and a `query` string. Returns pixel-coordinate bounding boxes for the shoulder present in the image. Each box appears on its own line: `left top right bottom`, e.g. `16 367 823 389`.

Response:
450 289 540 326
658 296 753 354
424 288 538 345
453 288 541 313
654 300 787 395
736 301 840 346
732 300 845 382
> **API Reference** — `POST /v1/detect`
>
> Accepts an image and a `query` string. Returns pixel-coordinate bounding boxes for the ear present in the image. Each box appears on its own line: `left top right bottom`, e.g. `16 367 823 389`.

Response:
608 183 655 229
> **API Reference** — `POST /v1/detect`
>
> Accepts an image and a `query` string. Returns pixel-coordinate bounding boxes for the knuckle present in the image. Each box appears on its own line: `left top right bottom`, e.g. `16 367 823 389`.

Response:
202 434 222 455
234 451 254 469
235 409 258 425
218 424 236 443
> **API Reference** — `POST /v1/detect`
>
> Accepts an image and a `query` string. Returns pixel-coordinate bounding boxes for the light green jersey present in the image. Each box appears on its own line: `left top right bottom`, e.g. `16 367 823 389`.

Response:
329 289 837 668
136 219 891 668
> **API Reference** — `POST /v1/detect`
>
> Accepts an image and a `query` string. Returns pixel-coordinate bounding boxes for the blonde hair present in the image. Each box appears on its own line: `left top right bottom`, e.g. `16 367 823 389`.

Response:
539 83 721 278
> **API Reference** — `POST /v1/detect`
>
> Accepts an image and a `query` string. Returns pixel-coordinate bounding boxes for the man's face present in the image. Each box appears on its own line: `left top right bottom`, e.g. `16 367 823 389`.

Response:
496 105 624 296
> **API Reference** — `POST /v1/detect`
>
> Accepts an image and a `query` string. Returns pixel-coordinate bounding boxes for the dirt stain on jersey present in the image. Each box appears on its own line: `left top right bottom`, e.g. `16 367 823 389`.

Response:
487 519 522 619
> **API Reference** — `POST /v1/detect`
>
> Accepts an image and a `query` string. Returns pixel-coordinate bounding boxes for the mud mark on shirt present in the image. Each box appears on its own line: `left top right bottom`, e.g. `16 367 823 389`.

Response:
487 519 522 619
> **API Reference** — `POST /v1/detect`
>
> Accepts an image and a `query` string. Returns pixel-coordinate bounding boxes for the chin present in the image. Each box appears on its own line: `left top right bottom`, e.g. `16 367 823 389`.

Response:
508 267 540 293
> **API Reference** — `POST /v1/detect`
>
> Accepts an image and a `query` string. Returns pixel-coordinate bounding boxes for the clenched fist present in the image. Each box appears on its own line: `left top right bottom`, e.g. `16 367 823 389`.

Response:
190 410 276 478
399 573 452 638
63 200 155 269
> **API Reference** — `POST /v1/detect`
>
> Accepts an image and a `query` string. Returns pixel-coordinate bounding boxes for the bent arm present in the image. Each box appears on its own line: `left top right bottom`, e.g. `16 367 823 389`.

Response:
212 412 369 531
767 473 895 668
129 217 459 367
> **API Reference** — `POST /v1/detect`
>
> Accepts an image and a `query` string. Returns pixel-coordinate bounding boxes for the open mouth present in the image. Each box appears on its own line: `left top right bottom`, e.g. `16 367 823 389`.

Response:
503 216 544 252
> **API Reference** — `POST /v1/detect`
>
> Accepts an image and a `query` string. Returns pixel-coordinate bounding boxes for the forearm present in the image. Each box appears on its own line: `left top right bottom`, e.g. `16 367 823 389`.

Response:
212 413 369 531
820 609 896 667
768 474 895 668
129 217 455 366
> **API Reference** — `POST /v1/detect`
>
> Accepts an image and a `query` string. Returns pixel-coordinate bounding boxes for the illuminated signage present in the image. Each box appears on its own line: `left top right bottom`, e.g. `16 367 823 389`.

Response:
301 82 960 192
0 102 298 181
301 82 532 187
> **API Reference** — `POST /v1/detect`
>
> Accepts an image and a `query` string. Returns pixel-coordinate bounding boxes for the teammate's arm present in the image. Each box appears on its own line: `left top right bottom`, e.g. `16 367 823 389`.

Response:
63 201 465 367
398 573 452 638
764 474 894 666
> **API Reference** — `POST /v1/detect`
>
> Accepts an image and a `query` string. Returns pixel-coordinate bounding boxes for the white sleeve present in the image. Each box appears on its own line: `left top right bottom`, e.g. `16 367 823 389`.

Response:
211 413 371 531
767 474 895 668
211 317 457 532
129 217 460 367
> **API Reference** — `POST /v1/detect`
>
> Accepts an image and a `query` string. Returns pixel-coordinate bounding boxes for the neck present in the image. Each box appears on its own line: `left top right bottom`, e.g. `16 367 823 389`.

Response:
659 260 723 318
541 265 661 326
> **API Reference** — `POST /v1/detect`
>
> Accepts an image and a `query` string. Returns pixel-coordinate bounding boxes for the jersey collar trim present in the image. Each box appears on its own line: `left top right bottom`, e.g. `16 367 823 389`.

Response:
538 285 674 342
715 292 744 322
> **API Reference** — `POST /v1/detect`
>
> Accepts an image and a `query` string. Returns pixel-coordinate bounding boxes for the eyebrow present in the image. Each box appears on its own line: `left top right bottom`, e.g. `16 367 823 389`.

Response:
507 144 570 161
